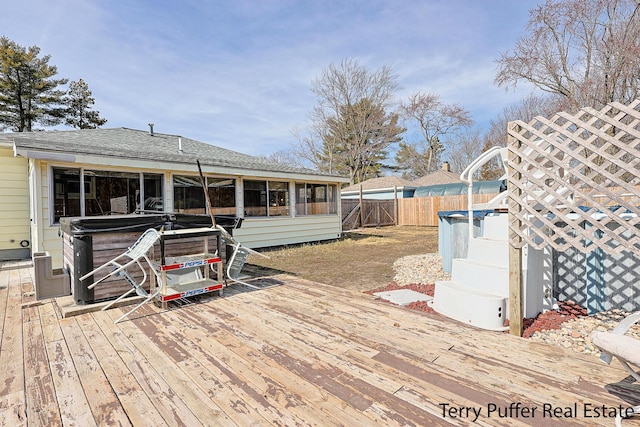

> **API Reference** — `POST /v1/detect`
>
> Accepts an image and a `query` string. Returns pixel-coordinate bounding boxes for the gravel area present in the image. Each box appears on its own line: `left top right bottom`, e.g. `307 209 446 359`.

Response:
529 309 640 356
393 253 450 286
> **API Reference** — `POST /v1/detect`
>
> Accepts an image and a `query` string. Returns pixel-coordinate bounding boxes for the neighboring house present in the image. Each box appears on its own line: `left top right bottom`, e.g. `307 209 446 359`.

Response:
410 162 462 187
340 176 415 200
0 127 348 265
340 163 463 201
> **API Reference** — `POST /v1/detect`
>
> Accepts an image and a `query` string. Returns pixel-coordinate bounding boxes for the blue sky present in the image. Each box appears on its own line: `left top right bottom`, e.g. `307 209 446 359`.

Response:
2 0 539 156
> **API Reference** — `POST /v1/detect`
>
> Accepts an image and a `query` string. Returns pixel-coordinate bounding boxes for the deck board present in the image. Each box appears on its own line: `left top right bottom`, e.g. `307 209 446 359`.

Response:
59 316 127 426
1 266 639 426
23 306 62 426
104 308 237 426
158 306 370 426
91 310 204 427
40 304 97 427
75 313 167 427
137 307 310 426
0 268 28 424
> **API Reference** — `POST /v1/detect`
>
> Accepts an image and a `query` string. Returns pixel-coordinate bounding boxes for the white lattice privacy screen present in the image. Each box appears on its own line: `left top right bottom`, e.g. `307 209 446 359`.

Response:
507 99 640 257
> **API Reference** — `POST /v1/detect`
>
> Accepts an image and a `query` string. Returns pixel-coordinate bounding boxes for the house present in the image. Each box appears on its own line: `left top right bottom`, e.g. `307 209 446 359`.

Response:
411 162 462 187
0 141 29 260
0 127 349 265
340 176 415 200
340 162 463 201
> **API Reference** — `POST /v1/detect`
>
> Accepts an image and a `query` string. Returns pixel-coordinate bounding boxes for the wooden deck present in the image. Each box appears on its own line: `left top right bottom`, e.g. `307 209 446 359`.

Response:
1 264 638 426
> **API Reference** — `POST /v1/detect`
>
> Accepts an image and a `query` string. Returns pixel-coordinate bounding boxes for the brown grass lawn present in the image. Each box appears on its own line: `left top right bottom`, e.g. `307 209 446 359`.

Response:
245 226 439 293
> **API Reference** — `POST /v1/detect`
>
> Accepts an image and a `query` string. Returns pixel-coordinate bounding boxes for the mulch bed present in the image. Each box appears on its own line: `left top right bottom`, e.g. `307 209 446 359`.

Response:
366 282 587 337
520 301 587 338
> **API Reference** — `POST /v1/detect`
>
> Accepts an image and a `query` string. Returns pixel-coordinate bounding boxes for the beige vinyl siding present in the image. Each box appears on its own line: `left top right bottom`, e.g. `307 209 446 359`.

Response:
0 148 30 254
42 227 64 265
233 216 342 249
37 162 66 265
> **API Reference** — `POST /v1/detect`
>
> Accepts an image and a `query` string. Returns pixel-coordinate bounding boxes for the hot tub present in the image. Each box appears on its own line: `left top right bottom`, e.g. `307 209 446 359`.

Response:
60 213 240 304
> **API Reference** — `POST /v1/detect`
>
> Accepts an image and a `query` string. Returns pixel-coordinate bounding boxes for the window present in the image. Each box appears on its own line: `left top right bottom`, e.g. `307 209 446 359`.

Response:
53 168 82 222
207 177 236 215
52 168 166 223
143 174 164 211
86 170 140 216
173 175 204 213
243 180 267 216
244 180 290 217
328 184 338 214
268 181 290 216
295 183 338 215
308 184 327 215
173 175 236 215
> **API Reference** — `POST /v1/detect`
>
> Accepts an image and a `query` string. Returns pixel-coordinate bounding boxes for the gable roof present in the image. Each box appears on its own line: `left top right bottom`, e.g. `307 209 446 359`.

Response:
1 127 346 180
411 169 462 187
341 176 415 193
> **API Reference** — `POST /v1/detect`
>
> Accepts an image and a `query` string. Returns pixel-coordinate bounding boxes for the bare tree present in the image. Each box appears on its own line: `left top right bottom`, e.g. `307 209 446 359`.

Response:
295 59 404 185
291 119 340 173
496 0 640 110
396 92 472 177
448 128 484 175
479 94 563 180
258 149 305 168
483 93 564 149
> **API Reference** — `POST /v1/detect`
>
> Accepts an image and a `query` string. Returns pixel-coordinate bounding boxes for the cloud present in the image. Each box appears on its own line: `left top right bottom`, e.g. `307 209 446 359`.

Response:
1 0 538 155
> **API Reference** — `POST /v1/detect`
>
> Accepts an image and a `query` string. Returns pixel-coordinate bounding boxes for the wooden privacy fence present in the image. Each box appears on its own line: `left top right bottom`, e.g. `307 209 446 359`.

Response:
341 192 500 230
397 193 499 226
342 199 395 230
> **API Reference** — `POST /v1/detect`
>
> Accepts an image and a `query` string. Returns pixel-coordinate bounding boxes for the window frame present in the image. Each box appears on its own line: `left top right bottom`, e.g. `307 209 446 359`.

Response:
243 179 291 218
295 182 338 216
172 174 236 215
49 166 165 225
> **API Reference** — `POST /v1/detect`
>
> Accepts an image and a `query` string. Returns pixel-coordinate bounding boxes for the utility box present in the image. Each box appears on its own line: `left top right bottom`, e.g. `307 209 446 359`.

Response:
33 251 71 299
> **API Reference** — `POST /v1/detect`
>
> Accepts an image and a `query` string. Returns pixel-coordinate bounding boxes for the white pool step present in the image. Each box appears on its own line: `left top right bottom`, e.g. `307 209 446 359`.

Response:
431 212 510 331
466 237 508 268
430 280 508 331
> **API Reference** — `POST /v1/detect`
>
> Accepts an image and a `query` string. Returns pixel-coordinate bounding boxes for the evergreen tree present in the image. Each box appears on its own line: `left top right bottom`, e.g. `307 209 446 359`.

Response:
395 141 434 180
65 78 107 129
0 36 68 131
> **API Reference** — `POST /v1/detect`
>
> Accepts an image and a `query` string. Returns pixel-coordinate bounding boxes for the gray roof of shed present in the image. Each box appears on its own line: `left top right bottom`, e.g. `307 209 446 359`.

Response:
2 127 341 178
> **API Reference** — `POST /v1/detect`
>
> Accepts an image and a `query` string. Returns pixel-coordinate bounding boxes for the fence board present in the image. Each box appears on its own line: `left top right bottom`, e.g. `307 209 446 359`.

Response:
396 193 498 226
341 200 396 230
342 193 499 229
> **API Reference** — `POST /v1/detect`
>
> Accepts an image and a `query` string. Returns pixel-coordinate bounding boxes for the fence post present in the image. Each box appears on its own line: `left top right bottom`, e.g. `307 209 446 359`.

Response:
394 186 398 225
508 121 523 337
359 184 364 228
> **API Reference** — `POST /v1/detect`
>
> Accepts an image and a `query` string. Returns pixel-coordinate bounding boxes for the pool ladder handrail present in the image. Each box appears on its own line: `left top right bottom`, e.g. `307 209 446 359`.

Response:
459 146 509 239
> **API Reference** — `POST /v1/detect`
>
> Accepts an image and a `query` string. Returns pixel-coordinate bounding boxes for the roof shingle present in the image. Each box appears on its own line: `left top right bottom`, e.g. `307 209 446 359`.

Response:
2 127 340 177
